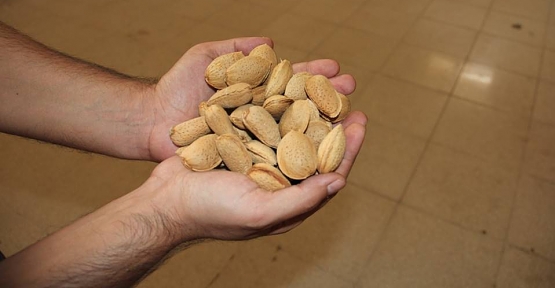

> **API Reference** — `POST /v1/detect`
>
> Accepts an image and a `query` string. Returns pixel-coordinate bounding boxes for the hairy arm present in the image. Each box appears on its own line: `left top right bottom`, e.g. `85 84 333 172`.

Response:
0 21 155 160
0 178 187 288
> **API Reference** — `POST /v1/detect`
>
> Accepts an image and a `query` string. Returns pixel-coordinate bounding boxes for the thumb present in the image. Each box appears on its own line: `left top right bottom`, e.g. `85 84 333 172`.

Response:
191 37 274 59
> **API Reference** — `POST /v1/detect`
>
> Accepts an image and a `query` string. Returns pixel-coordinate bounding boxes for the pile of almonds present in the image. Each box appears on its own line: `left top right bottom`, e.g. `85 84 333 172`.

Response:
170 44 350 191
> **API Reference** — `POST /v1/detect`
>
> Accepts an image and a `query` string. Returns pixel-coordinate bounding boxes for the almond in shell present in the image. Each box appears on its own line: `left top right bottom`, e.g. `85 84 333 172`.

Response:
216 134 252 174
205 52 244 89
284 72 311 100
305 75 342 119
207 82 253 109
226 55 271 88
245 140 277 166
265 59 293 98
262 95 294 120
305 119 332 149
249 44 278 72
243 106 281 148
278 99 311 137
170 116 211 147
229 104 254 129
277 130 318 180
204 104 237 136
176 134 222 172
317 124 346 174
247 163 291 192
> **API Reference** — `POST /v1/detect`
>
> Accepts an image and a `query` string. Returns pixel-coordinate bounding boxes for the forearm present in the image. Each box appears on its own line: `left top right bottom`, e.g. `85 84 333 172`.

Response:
0 21 156 160
0 179 189 288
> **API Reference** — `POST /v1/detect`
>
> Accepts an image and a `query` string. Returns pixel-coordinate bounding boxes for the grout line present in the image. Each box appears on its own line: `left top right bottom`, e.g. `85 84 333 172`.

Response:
490 0 555 283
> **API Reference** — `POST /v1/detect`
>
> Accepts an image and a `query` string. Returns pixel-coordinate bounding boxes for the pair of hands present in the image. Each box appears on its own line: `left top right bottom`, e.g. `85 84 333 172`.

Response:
141 37 367 242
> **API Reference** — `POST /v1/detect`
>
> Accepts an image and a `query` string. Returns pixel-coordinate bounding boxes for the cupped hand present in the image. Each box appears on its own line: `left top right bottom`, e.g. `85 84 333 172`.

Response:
146 37 357 162
148 110 366 241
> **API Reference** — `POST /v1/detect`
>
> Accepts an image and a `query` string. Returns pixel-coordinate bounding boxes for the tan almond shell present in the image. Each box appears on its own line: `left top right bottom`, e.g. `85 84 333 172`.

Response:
249 44 278 71
243 106 281 148
177 134 222 172
247 163 291 192
245 140 277 166
229 104 254 129
216 134 252 174
204 104 238 136
205 52 244 89
226 55 272 88
284 72 312 100
317 124 346 174
331 92 351 123
305 75 342 118
262 95 294 120
234 127 253 143
305 119 332 149
277 130 318 180
278 99 311 137
207 82 253 109
265 59 293 98
198 101 209 117
251 85 267 106
306 99 322 122
170 116 211 147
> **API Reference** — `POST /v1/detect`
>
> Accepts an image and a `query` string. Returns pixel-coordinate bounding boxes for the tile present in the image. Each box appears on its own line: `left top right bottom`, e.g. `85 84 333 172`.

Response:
508 176 555 261
482 11 546 47
203 2 284 36
336 63 376 93
492 0 551 22
290 0 365 24
424 0 488 30
442 0 492 8
259 14 337 52
533 81 555 125
547 25 555 50
432 98 528 174
137 241 239 288
523 121 555 183
275 45 311 64
209 239 353 288
403 18 478 58
265 185 396 281
454 62 537 115
357 75 448 138
0 133 155 240
470 34 542 77
382 44 465 92
403 144 518 239
541 49 555 83
348 121 427 200
234 0 300 13
344 4 419 41
357 206 503 288
496 246 555 288
366 0 433 15
313 27 397 72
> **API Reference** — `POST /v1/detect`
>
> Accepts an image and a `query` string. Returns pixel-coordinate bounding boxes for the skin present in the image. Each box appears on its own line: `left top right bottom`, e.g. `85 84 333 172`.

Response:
0 21 367 287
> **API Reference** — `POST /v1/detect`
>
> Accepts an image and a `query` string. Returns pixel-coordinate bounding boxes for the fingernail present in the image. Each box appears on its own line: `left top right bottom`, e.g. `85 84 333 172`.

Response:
327 178 345 196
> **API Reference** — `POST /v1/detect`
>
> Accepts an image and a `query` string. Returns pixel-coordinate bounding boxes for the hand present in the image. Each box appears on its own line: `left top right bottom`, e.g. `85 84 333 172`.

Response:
145 37 358 161
148 110 367 241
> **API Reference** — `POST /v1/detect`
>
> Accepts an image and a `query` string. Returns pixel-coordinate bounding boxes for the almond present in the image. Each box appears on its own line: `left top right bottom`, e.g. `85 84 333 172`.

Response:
207 82 253 109
226 55 271 88
277 130 318 180
204 104 237 136
176 134 222 172
278 99 311 137
317 124 346 174
265 59 293 98
305 75 342 118
247 163 291 192
243 106 281 149
169 116 211 147
216 134 252 174
205 52 244 89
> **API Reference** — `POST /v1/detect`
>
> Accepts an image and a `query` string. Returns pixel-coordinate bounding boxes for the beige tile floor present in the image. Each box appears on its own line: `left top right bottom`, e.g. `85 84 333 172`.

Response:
1 0 554 287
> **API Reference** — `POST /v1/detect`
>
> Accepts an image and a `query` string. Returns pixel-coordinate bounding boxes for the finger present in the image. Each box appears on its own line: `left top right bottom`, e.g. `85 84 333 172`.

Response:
293 60 356 95
292 59 339 78
255 173 346 228
329 74 356 95
335 111 367 178
192 37 273 59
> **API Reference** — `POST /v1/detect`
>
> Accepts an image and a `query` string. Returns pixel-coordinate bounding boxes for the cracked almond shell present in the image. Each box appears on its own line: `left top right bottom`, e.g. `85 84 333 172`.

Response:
265 59 293 98
247 163 291 192
317 124 346 174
